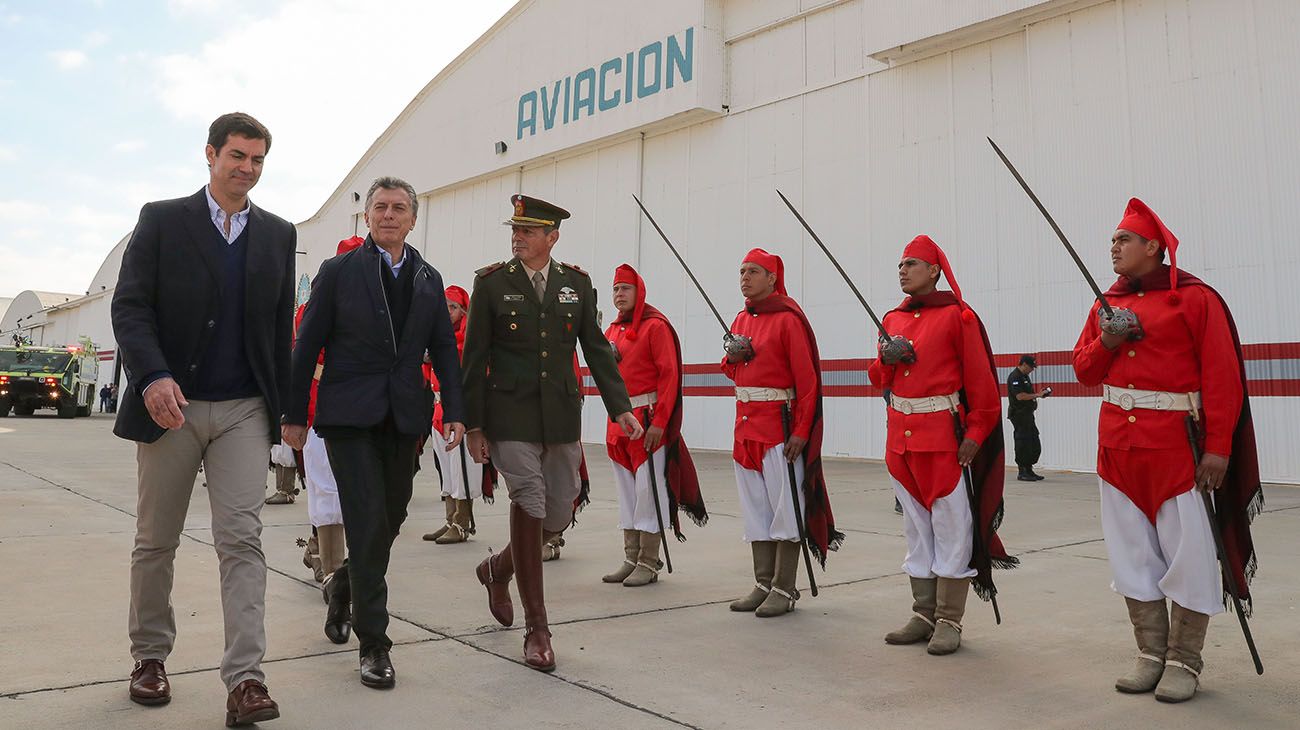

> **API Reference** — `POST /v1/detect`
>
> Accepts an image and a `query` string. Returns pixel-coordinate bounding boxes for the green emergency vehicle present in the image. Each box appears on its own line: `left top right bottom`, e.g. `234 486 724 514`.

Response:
0 341 100 418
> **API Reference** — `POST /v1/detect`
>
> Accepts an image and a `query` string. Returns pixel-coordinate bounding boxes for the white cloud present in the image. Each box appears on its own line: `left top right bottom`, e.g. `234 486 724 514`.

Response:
85 30 110 48
50 49 88 70
0 198 133 297
150 0 517 222
0 145 15 162
110 140 146 153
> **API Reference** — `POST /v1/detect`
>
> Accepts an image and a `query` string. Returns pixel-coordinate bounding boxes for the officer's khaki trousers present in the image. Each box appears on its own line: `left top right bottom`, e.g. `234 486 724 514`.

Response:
128 397 270 691
490 440 582 533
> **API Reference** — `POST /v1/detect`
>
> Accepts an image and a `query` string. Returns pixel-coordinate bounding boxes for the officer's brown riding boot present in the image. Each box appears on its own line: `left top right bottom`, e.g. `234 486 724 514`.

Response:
602 530 640 583
730 541 776 612
1115 598 1168 693
927 577 970 655
423 497 456 541
435 500 473 544
623 531 663 587
755 540 801 617
513 507 555 672
1155 602 1210 703
885 577 938 644
475 506 517 627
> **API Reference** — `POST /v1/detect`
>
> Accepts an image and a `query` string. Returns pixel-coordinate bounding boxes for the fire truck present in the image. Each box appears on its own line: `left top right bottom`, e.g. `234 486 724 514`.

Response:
0 340 100 418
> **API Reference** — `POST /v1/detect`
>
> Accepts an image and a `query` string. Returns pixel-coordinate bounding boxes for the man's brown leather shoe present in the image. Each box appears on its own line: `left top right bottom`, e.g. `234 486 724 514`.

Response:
128 659 170 706
225 679 279 727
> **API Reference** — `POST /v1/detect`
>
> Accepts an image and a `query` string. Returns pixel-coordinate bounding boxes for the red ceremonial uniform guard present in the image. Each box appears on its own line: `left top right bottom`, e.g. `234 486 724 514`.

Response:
868 235 1015 655
722 248 842 618
422 285 496 545
602 264 707 587
1073 198 1261 703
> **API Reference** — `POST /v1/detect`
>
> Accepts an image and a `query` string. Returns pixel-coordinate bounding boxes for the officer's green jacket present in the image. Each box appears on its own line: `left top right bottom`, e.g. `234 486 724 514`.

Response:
462 257 631 443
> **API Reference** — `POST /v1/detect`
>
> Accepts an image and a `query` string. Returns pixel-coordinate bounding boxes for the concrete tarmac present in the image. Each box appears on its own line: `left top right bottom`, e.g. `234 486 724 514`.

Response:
2 412 1297 729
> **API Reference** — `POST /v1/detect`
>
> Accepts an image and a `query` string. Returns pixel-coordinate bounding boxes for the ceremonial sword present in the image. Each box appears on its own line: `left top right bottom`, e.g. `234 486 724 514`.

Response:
775 189 891 338
1184 416 1264 674
632 195 754 360
782 404 819 597
986 138 1115 318
642 409 674 574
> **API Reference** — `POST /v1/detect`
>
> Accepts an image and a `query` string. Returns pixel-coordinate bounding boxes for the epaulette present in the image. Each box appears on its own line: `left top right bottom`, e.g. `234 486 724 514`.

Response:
559 261 588 277
476 261 507 277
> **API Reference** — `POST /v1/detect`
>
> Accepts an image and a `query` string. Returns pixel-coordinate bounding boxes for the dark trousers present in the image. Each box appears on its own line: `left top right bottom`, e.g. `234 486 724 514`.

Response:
321 416 420 654
1010 412 1041 468
100 396 110 412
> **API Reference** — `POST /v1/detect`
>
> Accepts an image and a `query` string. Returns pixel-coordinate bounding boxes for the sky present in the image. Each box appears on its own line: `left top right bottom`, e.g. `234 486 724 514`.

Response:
0 0 518 300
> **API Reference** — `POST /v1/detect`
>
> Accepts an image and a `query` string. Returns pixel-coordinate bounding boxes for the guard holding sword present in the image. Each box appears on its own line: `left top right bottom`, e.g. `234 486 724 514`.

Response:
868 235 1015 656
721 248 842 618
1072 198 1263 703
601 264 707 587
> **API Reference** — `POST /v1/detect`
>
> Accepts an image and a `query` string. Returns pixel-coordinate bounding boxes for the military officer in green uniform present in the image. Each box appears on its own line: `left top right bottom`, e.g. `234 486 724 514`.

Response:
464 194 640 673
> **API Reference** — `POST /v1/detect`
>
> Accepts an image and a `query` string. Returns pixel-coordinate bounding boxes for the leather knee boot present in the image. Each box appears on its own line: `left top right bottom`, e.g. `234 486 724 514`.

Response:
511 504 554 671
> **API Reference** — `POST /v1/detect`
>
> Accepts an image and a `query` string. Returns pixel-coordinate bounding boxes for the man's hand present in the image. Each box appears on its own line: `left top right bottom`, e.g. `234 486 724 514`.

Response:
723 333 754 363
615 412 644 440
143 377 188 430
443 422 466 450
1196 452 1229 492
957 437 979 467
643 424 665 452
783 435 807 462
877 335 917 365
466 429 490 464
282 424 308 450
1099 307 1143 349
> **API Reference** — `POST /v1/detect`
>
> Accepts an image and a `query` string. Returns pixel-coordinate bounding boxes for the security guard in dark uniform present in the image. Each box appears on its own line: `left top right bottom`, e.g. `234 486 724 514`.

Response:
463 194 640 673
1007 354 1049 481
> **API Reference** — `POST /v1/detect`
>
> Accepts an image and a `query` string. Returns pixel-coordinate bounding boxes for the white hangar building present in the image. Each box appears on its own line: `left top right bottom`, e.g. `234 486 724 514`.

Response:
293 0 1300 482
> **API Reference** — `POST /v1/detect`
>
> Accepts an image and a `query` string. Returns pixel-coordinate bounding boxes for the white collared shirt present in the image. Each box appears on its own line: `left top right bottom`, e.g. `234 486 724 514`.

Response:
204 185 251 244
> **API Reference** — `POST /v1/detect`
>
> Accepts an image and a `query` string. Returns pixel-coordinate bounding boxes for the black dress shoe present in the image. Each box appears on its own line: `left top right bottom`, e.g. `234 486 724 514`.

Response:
323 566 352 645
360 649 395 689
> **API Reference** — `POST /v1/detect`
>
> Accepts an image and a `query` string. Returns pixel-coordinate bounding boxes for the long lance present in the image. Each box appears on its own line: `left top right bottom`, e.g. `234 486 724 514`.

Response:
632 194 731 335
1184 416 1264 674
775 189 891 338
986 137 1114 318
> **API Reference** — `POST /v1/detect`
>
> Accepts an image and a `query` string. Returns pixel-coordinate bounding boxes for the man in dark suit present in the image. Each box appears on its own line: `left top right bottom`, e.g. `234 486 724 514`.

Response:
282 176 465 689
112 112 293 727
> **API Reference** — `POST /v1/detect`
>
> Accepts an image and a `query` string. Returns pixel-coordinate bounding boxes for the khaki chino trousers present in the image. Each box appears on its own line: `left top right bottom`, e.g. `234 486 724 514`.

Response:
128 397 271 691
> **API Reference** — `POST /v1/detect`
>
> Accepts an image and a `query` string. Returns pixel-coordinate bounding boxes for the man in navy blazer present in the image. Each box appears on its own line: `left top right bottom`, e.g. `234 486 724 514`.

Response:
112 112 292 726
283 176 465 689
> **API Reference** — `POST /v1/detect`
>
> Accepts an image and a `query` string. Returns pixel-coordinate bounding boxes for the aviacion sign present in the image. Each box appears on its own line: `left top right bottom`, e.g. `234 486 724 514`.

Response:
517 27 694 141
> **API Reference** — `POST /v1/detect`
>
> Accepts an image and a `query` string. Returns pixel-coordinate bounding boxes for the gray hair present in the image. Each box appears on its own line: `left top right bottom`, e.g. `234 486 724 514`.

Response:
365 176 419 217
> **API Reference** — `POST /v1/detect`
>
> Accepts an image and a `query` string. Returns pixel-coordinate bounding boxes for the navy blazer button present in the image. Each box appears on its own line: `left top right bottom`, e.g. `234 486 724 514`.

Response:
206 320 215 328
189 364 197 371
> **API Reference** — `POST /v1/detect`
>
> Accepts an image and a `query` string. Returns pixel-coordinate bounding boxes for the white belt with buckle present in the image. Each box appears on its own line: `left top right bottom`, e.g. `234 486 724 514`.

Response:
1103 385 1201 412
629 392 658 409
433 391 441 404
889 392 961 415
735 386 795 403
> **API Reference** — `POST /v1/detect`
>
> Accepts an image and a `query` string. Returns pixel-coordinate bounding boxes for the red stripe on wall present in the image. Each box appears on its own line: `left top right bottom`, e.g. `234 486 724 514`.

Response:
581 341 1300 397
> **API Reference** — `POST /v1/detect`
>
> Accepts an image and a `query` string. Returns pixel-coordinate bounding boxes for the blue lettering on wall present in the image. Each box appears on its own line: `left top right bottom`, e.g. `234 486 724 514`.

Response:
636 41 662 99
573 68 596 119
517 27 695 140
598 57 622 111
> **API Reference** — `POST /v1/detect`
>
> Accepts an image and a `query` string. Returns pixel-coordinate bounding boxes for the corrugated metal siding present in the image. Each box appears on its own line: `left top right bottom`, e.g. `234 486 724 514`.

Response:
297 0 1300 482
